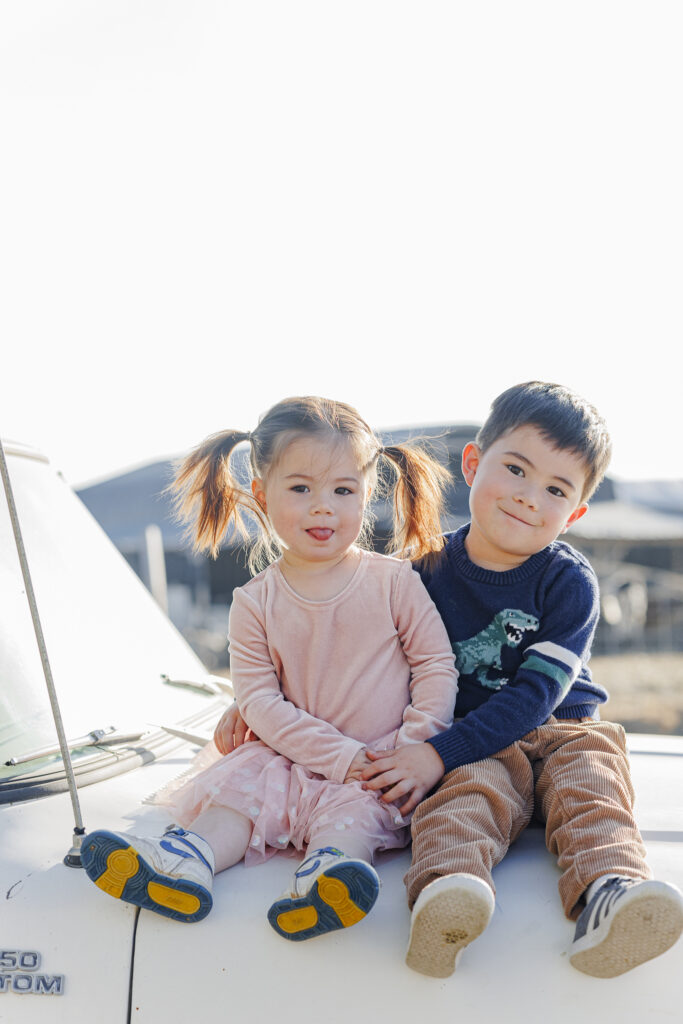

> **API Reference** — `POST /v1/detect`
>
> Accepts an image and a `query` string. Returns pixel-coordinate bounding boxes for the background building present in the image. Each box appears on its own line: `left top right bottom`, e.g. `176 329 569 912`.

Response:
77 425 683 667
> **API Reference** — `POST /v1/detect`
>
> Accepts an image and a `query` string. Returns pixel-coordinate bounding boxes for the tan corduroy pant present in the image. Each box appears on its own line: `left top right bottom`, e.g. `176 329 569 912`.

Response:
405 717 651 920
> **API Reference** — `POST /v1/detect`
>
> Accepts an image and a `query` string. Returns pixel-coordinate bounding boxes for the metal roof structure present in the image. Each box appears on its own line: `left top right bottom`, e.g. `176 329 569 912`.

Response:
75 428 682 552
569 500 683 544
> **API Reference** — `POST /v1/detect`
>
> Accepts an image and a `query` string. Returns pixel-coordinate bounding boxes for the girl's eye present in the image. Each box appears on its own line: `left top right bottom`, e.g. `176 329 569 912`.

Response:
506 464 524 477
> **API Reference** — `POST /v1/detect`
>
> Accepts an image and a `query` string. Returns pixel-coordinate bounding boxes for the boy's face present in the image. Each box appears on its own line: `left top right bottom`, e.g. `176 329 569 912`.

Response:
461 425 589 571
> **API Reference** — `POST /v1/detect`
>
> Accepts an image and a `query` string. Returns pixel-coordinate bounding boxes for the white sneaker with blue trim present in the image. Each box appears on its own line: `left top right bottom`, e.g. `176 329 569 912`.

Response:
570 876 683 977
82 826 215 923
267 846 380 941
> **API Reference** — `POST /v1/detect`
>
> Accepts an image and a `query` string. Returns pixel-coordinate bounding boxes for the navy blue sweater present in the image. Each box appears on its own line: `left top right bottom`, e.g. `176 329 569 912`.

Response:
415 525 608 773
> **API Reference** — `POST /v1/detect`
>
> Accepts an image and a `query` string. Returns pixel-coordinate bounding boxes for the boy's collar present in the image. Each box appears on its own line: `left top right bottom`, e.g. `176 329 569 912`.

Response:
450 524 554 584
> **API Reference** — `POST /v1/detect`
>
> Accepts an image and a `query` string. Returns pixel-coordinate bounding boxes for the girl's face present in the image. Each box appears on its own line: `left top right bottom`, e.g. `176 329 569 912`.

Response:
252 434 369 570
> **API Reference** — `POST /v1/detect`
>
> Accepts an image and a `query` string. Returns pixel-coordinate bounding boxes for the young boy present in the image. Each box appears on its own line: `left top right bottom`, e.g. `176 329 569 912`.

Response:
362 381 683 979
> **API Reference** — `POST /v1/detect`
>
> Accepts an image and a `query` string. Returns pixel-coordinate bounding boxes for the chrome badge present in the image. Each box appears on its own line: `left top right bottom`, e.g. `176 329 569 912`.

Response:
0 950 64 995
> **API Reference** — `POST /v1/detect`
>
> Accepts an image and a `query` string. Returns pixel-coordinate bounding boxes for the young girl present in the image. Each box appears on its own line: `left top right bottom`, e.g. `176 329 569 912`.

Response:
81 396 458 942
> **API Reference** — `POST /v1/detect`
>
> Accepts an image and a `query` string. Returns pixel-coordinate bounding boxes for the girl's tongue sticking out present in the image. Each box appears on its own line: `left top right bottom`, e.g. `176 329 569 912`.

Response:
307 528 334 541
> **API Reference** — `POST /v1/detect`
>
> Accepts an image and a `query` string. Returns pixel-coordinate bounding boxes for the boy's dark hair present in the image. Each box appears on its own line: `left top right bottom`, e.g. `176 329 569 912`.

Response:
475 381 612 502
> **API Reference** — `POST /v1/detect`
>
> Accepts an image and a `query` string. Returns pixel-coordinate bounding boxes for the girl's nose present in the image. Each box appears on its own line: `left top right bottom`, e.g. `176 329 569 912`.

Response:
311 493 333 514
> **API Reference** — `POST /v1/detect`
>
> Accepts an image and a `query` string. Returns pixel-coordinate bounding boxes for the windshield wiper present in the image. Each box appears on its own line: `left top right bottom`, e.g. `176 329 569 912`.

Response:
4 726 148 766
4 676 234 767
150 723 213 747
160 673 234 698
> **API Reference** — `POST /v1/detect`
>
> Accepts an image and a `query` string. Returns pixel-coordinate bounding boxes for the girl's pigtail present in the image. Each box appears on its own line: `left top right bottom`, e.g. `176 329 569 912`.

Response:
380 444 451 565
170 430 266 558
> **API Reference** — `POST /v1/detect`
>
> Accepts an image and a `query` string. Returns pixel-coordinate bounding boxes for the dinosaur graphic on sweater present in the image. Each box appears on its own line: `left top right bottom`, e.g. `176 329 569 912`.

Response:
453 609 540 689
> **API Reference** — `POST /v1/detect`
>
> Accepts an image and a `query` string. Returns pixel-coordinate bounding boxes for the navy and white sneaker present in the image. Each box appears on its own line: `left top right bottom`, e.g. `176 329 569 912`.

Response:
267 847 380 941
570 876 683 977
81 826 215 923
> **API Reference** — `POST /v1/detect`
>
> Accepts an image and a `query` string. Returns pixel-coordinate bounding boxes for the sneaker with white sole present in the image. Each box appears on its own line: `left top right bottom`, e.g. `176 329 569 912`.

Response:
81 826 215 923
267 847 380 941
569 876 683 978
406 873 495 977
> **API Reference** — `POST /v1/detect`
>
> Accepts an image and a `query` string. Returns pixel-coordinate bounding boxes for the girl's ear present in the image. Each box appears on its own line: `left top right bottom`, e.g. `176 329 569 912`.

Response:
461 443 482 487
252 478 267 512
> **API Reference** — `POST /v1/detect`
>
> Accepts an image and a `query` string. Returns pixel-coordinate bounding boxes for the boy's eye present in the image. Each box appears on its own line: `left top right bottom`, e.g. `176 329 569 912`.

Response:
547 486 566 498
290 484 309 493
506 464 524 477
335 487 352 495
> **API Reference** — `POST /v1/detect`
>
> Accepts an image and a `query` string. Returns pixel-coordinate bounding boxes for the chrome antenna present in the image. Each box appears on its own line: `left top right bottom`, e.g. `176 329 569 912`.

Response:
0 439 86 866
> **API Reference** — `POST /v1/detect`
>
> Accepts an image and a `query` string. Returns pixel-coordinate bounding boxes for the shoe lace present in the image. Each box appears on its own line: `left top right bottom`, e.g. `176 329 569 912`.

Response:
294 847 344 880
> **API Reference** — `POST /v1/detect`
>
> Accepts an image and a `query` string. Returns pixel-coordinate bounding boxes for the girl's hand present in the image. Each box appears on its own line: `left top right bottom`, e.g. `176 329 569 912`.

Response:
213 702 258 755
343 748 370 783
361 744 444 815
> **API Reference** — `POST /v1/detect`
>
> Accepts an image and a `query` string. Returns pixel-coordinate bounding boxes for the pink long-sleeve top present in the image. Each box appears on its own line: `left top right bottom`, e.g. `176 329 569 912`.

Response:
227 549 458 784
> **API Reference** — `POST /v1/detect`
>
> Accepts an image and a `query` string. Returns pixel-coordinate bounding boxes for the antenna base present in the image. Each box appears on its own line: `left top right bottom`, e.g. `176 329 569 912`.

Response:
63 828 86 868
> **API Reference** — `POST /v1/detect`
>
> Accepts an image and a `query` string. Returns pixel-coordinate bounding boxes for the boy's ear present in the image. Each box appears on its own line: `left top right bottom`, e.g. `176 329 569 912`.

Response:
561 503 589 533
461 443 482 487
252 478 267 512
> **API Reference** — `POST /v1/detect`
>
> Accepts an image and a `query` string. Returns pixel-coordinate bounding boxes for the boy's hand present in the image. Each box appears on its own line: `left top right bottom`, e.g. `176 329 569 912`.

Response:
344 748 371 784
361 744 444 815
213 702 258 755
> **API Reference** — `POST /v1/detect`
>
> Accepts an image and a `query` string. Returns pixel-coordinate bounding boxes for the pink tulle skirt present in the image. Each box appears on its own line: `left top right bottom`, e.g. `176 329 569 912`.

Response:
154 740 410 866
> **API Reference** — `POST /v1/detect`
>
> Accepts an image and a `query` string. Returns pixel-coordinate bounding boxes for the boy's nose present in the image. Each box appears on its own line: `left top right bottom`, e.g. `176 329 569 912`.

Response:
514 488 538 510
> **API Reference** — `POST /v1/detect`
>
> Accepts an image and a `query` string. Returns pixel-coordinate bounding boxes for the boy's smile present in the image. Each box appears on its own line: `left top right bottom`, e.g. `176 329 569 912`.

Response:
461 425 589 571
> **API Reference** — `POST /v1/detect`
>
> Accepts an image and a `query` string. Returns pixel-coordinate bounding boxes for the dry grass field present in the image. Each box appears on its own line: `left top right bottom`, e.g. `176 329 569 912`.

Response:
593 652 683 735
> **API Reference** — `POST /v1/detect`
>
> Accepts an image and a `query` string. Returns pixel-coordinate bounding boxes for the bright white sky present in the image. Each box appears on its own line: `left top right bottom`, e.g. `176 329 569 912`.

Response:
1 3 681 487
